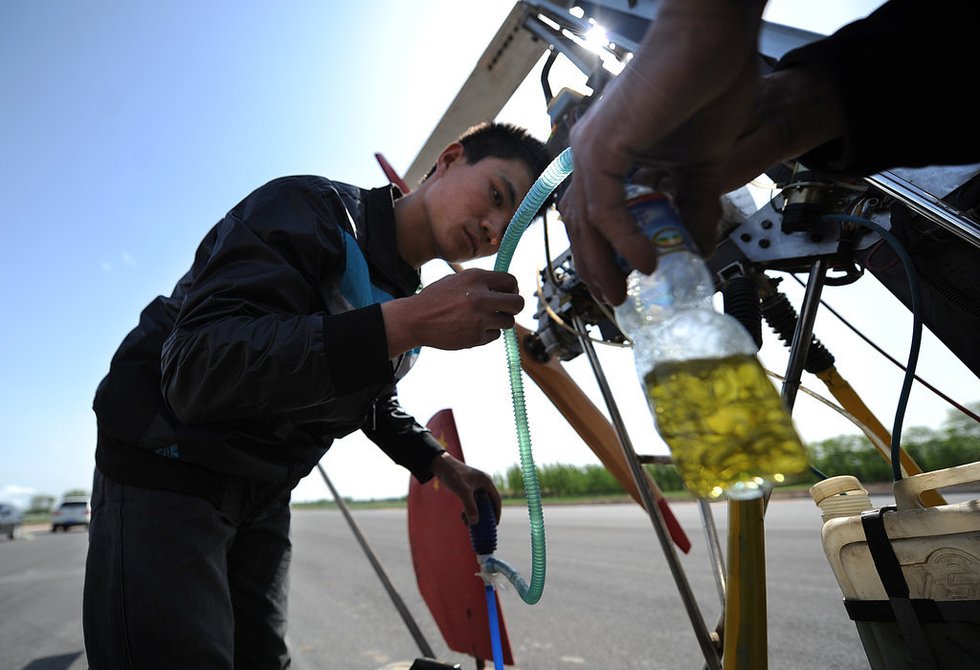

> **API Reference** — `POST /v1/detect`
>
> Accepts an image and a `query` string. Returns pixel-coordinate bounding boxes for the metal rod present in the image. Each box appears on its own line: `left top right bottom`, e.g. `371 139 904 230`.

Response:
316 463 436 660
866 170 980 250
780 259 828 412
764 259 827 512
572 315 722 670
698 500 727 607
522 16 600 78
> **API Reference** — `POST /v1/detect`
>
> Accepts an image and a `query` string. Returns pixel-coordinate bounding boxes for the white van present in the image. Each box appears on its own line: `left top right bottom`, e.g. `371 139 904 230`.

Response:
51 495 91 532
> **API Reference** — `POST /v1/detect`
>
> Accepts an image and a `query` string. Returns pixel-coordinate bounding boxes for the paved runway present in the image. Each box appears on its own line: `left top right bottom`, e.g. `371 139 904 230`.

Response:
2 497 902 669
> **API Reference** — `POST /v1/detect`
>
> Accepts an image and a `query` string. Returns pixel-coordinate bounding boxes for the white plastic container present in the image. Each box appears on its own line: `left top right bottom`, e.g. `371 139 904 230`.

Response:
816 462 980 669
810 475 873 523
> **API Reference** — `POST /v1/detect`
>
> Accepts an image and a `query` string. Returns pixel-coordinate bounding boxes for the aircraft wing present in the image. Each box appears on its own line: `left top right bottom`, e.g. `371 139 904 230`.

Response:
405 0 825 186
404 1 552 186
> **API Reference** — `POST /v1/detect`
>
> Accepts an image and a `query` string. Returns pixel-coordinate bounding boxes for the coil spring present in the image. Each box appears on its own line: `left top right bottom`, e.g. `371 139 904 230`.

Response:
760 291 836 373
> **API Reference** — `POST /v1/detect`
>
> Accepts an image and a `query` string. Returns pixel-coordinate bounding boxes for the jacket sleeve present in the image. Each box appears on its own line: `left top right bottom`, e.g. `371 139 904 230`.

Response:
362 392 446 483
776 0 980 177
160 176 394 424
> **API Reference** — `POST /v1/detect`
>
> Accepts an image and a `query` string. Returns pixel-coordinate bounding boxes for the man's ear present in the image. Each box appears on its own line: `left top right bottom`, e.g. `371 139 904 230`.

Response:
434 142 465 175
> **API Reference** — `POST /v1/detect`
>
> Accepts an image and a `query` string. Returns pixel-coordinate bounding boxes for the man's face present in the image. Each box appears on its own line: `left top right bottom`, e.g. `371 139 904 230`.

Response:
424 152 535 263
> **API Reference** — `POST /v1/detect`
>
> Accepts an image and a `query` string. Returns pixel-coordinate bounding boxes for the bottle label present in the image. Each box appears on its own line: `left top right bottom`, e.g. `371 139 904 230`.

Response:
624 184 696 255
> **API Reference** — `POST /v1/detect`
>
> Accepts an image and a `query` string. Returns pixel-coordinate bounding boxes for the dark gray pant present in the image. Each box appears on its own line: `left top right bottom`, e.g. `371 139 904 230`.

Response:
83 469 292 669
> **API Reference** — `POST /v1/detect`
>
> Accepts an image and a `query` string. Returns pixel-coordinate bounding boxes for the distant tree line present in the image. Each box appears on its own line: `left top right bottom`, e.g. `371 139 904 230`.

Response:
493 461 687 497
24 489 89 513
493 403 979 497
807 402 979 484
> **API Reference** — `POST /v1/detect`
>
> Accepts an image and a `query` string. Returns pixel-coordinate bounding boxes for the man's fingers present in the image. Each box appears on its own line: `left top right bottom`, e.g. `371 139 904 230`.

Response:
487 487 502 525
480 328 503 346
462 499 478 525
485 292 524 316
487 311 517 330
571 231 630 305
671 164 724 257
565 173 658 305
482 270 520 294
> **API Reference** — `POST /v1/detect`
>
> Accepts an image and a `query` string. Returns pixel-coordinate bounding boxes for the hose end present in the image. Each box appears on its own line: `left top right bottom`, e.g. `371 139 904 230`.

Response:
468 490 498 556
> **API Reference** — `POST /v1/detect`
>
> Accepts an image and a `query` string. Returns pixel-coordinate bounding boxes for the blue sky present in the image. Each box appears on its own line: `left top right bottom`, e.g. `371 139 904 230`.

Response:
2 1 975 506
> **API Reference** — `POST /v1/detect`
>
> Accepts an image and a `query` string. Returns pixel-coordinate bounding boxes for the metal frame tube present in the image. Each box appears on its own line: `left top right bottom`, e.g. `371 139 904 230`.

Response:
317 464 436 660
699 500 727 607
572 315 722 670
867 170 980 250
780 260 829 411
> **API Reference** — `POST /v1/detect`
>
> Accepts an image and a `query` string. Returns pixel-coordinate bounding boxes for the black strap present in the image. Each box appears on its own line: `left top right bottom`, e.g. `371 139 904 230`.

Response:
860 507 939 669
845 598 980 624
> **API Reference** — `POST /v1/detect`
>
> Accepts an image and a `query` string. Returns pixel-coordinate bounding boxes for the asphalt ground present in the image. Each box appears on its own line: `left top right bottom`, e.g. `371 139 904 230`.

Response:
4 496 921 669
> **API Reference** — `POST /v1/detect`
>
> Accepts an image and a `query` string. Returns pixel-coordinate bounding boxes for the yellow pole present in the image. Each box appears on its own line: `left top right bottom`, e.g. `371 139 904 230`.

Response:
723 497 767 670
815 368 945 507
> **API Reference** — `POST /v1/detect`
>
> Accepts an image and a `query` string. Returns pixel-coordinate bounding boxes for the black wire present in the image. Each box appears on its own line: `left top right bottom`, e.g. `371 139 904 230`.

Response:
788 274 980 424
540 49 558 103
820 215 923 482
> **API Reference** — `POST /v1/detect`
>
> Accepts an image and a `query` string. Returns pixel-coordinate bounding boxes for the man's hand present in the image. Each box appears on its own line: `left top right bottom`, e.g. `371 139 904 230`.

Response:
722 66 846 193
429 452 503 526
559 0 766 305
381 268 524 357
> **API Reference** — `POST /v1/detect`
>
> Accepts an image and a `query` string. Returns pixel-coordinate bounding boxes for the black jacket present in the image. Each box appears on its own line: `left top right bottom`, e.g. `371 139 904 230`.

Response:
93 176 445 518
776 0 980 379
777 0 980 177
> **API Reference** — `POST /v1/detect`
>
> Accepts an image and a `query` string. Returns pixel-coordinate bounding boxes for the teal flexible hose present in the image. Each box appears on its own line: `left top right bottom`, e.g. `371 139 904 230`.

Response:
487 147 573 604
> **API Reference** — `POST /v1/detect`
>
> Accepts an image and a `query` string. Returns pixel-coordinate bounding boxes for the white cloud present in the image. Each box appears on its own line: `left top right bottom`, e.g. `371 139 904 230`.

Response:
101 253 137 272
0 484 36 508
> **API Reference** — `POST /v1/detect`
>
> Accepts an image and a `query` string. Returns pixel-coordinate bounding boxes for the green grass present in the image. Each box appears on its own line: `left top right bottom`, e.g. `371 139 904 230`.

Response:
23 512 53 525
290 483 819 512
21 484 824 522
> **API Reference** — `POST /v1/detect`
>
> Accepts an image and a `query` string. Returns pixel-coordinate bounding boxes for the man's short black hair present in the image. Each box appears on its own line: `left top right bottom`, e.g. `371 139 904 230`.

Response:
457 121 549 184
426 121 553 217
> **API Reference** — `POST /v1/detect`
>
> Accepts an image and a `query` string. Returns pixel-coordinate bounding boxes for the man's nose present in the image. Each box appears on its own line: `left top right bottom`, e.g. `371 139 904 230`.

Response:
484 216 507 248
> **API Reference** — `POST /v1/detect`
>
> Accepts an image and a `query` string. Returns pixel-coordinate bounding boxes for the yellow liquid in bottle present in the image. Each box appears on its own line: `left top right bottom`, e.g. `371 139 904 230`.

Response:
644 353 809 500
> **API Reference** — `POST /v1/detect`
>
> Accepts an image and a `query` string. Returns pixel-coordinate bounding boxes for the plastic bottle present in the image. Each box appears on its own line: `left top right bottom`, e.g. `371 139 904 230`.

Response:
613 184 810 500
